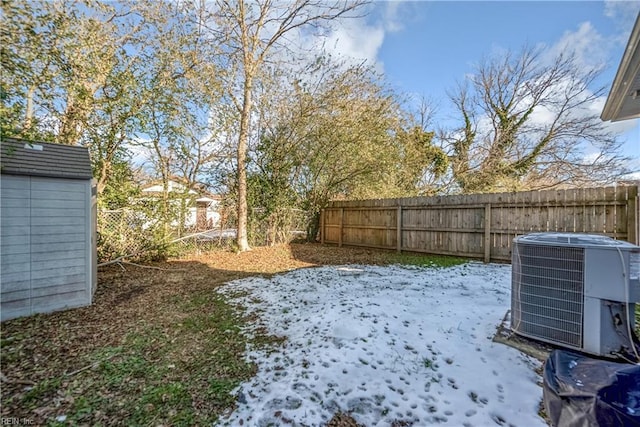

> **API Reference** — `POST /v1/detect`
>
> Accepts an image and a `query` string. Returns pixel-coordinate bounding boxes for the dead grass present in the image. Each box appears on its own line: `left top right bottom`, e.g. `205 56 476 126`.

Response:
0 243 465 426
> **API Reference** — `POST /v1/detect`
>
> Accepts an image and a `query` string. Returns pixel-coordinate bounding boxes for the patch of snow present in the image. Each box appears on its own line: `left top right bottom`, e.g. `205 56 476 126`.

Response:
217 262 545 426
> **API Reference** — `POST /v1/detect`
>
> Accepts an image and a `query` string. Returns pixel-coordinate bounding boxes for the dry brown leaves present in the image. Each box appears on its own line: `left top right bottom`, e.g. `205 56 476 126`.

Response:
1 243 398 425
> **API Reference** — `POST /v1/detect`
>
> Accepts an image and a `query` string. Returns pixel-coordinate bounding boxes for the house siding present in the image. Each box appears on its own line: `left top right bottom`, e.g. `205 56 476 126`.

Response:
1 174 92 321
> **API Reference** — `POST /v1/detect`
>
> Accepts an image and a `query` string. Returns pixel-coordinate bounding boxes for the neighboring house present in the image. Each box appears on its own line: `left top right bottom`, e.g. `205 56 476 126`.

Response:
140 179 222 230
601 12 640 122
1 138 97 321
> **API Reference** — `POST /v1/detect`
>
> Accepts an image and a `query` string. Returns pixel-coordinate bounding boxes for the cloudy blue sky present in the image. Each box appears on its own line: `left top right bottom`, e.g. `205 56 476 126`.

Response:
321 0 639 168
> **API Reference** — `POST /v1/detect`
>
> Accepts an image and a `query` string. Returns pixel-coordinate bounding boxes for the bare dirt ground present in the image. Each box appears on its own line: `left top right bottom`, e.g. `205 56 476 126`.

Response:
1 243 437 426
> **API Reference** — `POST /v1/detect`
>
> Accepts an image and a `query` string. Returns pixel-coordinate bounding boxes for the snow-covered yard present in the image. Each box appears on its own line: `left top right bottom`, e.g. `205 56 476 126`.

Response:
218 262 546 427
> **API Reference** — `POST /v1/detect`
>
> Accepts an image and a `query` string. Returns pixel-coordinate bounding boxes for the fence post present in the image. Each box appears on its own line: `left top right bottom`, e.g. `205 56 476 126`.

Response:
339 207 344 247
628 187 638 245
396 205 402 253
484 203 491 263
320 209 325 244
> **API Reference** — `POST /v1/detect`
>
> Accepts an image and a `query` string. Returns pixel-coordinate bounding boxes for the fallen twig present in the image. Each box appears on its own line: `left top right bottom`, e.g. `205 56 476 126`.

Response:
97 252 147 268
100 259 183 271
65 354 116 377
120 261 182 270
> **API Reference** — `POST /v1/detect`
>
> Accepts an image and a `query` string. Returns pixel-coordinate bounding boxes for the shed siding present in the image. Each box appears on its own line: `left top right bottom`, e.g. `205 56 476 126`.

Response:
1 175 92 321
1 176 30 319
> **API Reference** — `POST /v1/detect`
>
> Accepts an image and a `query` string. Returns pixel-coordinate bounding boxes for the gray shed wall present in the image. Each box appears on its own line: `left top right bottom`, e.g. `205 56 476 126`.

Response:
1 174 94 321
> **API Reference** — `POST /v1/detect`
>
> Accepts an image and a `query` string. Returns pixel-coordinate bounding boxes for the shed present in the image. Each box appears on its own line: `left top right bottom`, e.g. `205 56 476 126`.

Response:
1 138 97 321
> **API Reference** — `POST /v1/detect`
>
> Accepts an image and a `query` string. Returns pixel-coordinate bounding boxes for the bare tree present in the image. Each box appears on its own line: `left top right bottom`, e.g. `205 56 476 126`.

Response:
411 94 438 131
204 0 367 251
446 46 629 193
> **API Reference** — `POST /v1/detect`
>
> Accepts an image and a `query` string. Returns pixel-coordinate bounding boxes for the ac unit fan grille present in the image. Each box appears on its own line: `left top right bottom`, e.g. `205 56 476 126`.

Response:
512 244 584 348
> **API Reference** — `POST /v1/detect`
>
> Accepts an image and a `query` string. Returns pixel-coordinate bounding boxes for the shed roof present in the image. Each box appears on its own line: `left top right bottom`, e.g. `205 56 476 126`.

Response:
1 138 93 180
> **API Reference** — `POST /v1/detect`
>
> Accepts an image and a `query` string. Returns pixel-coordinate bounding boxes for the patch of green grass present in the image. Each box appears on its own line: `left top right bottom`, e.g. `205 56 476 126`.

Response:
99 354 152 386
22 377 62 406
64 394 107 425
179 292 214 309
53 292 274 426
130 382 195 426
384 252 467 268
125 326 167 352
421 356 440 372
207 378 239 406
0 333 24 347
190 296 241 332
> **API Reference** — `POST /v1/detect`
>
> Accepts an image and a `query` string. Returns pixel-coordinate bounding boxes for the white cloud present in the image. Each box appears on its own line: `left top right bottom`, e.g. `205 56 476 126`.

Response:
279 6 386 71
604 1 640 60
604 0 640 30
381 0 407 33
528 103 557 130
288 2 419 72
323 21 385 69
544 22 610 71
621 170 640 180
538 15 638 145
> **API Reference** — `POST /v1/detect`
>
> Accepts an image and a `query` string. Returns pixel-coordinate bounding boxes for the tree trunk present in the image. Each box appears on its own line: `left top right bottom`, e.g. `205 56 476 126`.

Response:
236 75 252 251
161 162 170 242
24 85 36 134
306 210 321 243
96 161 110 195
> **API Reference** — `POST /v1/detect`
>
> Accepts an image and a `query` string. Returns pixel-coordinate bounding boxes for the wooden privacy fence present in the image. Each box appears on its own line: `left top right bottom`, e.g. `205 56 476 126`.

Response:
320 185 639 262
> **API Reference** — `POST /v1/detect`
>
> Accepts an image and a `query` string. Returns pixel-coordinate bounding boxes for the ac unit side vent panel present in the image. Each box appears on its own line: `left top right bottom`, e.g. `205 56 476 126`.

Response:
512 245 584 348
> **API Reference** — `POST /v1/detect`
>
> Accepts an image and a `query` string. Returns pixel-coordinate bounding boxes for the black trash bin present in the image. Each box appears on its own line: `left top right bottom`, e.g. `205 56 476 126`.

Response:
543 349 640 426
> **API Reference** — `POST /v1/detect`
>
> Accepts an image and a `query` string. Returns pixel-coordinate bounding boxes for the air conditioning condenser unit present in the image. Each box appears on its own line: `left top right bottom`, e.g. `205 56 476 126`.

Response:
511 232 640 358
